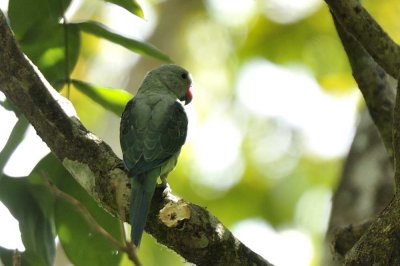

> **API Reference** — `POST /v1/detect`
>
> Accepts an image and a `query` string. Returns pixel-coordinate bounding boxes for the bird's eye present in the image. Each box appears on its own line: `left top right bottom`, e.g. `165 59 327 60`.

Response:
181 73 188 79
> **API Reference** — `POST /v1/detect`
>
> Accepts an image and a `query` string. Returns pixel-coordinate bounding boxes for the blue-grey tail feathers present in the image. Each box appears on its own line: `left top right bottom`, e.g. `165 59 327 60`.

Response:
130 175 157 247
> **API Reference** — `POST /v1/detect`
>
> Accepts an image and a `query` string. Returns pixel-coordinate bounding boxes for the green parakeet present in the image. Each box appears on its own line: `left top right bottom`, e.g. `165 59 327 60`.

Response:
120 64 193 247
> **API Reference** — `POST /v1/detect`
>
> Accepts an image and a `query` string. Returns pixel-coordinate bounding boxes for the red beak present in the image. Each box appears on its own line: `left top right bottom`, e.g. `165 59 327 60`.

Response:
181 86 193 105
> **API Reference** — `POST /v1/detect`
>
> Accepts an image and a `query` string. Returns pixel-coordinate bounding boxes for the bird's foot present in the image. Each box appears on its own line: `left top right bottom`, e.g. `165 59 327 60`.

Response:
155 182 171 198
158 174 168 188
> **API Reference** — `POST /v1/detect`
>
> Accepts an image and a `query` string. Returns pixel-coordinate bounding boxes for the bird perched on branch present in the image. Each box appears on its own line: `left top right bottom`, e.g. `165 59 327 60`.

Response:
120 64 193 247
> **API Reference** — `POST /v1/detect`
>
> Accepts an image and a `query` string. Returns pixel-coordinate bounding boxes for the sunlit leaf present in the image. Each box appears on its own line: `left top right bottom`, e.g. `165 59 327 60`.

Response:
104 0 144 18
19 22 80 89
0 176 55 266
72 80 132 116
75 21 172 62
9 0 80 89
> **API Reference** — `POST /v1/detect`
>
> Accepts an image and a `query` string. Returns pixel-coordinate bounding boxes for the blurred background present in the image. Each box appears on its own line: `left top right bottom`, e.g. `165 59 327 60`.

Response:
1 0 400 265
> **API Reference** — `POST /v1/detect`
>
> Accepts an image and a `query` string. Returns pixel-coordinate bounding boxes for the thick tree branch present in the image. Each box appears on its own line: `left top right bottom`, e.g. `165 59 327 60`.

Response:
325 0 400 78
340 66 400 266
332 220 373 259
332 14 396 162
326 5 400 265
324 110 394 265
343 196 400 265
394 78 400 187
0 10 271 266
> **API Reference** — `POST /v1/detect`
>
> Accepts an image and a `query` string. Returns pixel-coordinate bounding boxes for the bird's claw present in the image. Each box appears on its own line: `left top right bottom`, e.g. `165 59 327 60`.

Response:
158 174 168 188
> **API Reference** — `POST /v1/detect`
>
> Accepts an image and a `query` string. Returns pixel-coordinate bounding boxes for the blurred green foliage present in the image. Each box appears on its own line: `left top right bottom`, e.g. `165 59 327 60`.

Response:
1 0 400 265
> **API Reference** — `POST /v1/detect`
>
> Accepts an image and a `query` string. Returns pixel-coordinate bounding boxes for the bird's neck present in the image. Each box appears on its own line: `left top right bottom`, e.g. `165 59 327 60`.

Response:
136 89 177 106
137 77 179 99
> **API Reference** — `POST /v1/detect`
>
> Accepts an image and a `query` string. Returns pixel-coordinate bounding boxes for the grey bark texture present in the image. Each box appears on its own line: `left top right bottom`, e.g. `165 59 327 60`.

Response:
325 1 400 265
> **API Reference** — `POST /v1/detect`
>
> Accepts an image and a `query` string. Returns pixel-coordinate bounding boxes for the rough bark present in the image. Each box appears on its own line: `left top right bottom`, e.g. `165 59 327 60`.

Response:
324 110 394 265
325 0 400 78
332 14 396 161
0 10 271 266
324 1 400 264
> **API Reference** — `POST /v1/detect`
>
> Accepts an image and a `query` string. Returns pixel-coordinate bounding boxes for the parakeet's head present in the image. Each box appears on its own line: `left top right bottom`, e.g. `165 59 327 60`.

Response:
144 64 193 105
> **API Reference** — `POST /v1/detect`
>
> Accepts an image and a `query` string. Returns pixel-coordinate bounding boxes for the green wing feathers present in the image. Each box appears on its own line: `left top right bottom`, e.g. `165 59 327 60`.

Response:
120 98 188 175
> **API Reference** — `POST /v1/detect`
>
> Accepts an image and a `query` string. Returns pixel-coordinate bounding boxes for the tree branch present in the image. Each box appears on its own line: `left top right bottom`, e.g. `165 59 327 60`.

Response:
325 0 400 78
332 220 373 259
325 4 400 265
393 77 400 188
343 195 400 265
332 13 396 162
42 173 143 266
340 63 400 266
0 10 271 266
324 110 394 265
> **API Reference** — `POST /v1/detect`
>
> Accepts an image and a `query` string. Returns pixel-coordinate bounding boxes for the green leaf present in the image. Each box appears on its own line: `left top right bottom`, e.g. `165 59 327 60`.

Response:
0 117 29 173
33 154 124 266
75 21 172 62
0 99 19 114
9 0 80 89
0 246 13 266
8 0 72 39
0 153 124 266
19 22 80 89
55 201 123 266
0 176 55 266
0 246 32 266
72 80 132 116
104 0 144 18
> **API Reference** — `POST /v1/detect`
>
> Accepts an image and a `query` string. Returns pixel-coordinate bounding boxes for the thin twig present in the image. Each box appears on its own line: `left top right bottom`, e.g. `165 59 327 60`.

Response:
12 250 21 266
59 0 71 98
41 173 142 266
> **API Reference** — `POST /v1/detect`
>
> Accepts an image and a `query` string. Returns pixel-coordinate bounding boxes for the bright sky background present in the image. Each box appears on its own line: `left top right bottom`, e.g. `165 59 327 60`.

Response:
237 59 359 158
1 0 349 265
263 0 323 24
232 219 313 266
